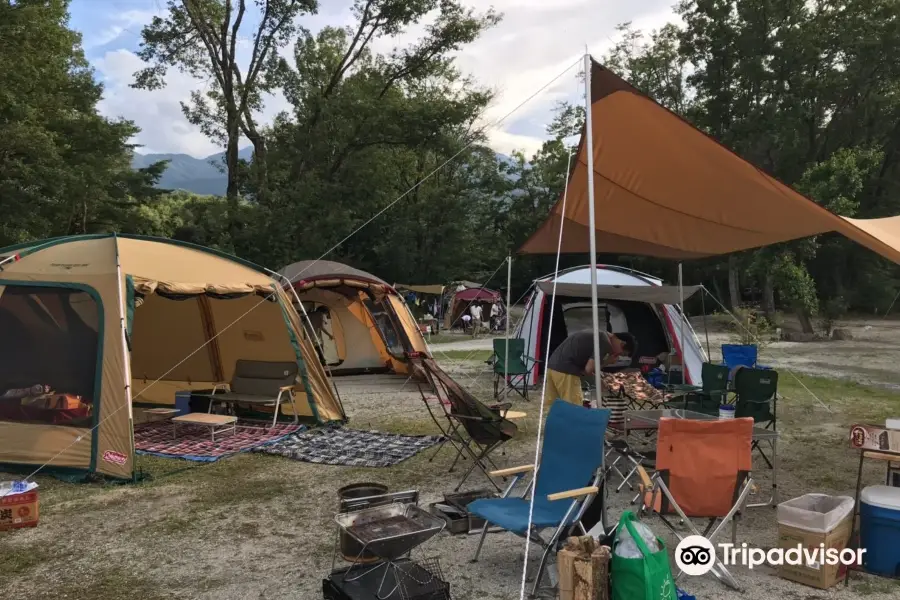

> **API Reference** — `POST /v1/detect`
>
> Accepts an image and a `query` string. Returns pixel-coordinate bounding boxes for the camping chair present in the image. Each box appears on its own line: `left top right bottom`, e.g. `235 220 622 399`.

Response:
205 360 299 427
488 338 539 400
733 367 778 469
417 358 518 492
468 400 611 597
636 417 755 590
665 362 730 416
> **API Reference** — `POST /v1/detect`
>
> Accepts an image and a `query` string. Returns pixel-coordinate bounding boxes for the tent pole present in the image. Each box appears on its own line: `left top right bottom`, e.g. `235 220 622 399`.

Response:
700 284 711 359
584 51 603 408
266 269 345 417
678 263 685 383
505 253 512 395
113 235 135 475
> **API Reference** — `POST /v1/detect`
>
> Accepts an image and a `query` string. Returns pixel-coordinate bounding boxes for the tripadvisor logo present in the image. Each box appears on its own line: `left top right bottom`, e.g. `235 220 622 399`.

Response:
675 535 865 575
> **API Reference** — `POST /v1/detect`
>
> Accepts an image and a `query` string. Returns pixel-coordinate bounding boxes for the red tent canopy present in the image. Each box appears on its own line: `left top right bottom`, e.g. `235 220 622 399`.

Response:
455 287 500 302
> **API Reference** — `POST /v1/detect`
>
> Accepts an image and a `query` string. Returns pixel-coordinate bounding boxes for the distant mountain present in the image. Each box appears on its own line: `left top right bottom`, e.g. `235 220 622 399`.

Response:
132 147 253 196
133 148 518 195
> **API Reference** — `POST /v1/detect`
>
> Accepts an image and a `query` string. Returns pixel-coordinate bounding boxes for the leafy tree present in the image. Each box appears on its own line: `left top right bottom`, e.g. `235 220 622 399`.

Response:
0 0 165 247
133 0 318 207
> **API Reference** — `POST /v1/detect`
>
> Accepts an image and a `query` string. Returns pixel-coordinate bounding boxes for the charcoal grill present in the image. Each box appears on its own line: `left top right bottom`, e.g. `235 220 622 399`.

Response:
334 503 445 599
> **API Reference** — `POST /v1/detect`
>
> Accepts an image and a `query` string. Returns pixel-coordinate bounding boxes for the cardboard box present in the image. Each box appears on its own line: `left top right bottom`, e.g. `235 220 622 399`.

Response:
777 514 852 589
0 490 39 531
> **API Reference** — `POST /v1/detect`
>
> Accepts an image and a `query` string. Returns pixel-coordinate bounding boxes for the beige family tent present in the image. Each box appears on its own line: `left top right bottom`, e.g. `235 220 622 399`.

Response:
279 260 430 376
519 59 900 264
0 235 344 480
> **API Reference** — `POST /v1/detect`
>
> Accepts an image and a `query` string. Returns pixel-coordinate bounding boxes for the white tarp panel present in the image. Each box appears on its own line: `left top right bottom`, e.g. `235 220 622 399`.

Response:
535 281 701 304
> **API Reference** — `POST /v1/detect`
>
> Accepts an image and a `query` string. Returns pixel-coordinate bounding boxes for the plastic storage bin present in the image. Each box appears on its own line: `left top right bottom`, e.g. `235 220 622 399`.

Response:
860 485 900 576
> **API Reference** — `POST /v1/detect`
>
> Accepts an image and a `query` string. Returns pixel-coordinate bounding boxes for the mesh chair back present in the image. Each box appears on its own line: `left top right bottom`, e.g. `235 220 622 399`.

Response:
535 400 610 502
701 363 730 395
492 338 529 375
734 367 777 422
655 417 753 517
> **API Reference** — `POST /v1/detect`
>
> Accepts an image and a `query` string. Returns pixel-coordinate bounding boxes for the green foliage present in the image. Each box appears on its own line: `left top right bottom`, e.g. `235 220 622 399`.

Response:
0 0 166 247
728 307 774 349
3 0 900 321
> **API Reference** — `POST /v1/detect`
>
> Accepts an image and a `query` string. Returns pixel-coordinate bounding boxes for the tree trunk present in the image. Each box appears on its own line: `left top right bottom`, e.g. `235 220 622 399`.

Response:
241 106 269 204
728 255 741 310
763 270 776 319
797 308 816 334
225 115 240 203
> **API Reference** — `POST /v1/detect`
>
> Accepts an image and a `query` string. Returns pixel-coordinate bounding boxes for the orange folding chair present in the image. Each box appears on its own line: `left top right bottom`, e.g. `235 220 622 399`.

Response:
636 417 755 590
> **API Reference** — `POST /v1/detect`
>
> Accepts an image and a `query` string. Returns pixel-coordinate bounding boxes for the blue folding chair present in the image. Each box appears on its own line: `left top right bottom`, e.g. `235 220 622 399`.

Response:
468 400 611 597
721 344 758 370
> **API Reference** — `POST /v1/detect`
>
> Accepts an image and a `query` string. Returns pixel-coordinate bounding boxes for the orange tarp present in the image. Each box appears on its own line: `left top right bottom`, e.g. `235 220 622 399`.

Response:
519 59 900 264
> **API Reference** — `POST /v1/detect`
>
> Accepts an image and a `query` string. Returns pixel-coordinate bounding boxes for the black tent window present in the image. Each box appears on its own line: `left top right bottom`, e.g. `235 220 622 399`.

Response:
0 285 100 427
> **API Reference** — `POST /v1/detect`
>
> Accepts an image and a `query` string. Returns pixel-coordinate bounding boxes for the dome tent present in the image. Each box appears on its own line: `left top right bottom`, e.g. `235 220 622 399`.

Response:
0 235 344 480
515 265 707 386
279 260 430 376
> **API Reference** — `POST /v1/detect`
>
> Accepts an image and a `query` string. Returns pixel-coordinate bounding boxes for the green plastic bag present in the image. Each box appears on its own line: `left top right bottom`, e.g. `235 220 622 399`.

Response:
611 511 677 600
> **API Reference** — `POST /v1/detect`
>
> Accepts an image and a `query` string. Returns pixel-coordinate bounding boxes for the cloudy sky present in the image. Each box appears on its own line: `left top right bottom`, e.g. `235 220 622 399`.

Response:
71 0 677 158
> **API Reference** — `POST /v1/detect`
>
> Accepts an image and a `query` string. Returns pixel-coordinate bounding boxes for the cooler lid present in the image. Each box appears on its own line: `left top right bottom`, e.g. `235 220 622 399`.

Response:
861 485 900 510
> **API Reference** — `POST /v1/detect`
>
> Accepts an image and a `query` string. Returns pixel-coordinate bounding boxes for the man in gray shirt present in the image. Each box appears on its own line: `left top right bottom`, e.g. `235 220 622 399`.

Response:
545 330 637 405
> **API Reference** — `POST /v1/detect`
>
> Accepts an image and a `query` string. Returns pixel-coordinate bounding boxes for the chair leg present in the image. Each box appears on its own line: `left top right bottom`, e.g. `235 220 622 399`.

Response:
531 539 556 597
471 520 490 563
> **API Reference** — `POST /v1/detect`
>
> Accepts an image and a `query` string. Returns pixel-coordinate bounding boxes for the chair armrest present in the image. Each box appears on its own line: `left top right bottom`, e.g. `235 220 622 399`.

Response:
547 486 599 501
279 385 294 392
211 383 229 393
636 465 654 490
490 464 535 477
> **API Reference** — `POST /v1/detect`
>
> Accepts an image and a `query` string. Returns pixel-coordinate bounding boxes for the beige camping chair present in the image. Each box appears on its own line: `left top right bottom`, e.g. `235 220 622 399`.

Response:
205 360 299 427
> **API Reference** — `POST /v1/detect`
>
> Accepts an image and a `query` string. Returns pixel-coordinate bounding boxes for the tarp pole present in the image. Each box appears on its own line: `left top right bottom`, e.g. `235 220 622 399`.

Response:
505 253 512 394
584 51 603 408
678 263 685 383
700 283 711 358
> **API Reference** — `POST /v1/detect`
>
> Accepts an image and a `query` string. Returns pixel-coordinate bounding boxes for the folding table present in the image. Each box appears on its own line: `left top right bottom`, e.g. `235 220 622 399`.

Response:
624 408 780 507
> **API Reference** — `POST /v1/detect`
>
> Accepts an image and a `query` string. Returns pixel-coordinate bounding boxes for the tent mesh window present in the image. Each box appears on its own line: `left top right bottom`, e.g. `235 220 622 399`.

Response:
363 297 407 359
0 285 99 427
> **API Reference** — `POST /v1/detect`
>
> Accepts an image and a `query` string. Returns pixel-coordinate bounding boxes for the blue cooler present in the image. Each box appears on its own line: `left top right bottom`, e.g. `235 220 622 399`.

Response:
860 485 900 576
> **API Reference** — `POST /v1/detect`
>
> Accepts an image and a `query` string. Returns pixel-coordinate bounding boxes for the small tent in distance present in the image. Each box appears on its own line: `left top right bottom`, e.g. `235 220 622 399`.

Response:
0 235 344 480
516 265 706 386
279 260 430 377
443 282 503 330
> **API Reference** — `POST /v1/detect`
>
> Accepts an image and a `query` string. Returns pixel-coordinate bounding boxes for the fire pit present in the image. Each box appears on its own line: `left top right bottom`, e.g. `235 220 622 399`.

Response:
335 503 446 599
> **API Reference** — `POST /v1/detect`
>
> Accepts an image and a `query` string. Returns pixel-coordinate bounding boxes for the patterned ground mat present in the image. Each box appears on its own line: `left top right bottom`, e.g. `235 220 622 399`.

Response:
135 418 305 462
254 425 445 467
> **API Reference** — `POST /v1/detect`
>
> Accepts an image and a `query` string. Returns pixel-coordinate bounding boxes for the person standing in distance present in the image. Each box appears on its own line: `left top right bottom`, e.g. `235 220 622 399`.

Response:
544 330 638 405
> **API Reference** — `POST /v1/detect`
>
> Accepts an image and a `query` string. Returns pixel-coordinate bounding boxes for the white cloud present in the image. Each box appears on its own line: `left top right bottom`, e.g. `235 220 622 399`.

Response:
90 1 680 158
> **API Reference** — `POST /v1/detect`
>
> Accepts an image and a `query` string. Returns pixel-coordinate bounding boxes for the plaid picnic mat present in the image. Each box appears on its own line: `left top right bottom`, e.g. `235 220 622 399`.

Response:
254 425 445 467
135 419 304 462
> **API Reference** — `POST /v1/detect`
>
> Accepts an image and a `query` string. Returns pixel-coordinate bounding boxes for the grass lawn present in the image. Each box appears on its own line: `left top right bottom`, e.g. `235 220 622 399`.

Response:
2 360 900 599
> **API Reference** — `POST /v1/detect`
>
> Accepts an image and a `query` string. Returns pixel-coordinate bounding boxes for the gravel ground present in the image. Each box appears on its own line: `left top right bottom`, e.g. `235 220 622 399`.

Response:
2 325 900 599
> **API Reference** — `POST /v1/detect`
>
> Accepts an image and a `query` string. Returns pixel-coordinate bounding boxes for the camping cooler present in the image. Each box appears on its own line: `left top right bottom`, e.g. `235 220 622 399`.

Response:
860 485 900 576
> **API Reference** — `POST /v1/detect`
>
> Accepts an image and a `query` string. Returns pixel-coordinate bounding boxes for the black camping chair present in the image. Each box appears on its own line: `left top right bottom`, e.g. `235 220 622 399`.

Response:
415 358 517 492
733 367 778 468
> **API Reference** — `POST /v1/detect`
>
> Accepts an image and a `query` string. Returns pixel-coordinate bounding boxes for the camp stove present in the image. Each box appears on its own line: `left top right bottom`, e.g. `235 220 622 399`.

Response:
332 502 446 599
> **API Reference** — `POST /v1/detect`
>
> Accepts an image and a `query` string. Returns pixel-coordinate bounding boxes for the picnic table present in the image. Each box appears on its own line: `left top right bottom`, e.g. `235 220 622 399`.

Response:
623 408 780 507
